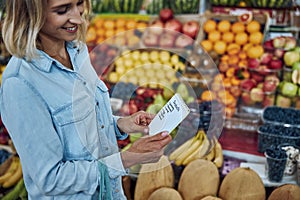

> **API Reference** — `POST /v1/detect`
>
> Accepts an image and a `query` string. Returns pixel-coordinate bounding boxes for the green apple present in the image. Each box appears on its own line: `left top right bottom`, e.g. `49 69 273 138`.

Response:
284 51 300 66
281 81 298 97
276 94 292 108
292 61 300 70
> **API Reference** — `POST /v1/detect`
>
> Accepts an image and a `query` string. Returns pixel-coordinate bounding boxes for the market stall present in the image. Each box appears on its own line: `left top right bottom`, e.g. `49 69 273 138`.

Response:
1 0 300 199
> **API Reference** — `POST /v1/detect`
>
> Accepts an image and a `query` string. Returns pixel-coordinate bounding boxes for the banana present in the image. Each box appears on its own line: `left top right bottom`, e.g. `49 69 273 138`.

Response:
0 156 13 176
213 139 224 168
2 159 23 188
175 138 202 166
0 156 20 185
204 145 215 162
169 130 203 161
182 133 211 166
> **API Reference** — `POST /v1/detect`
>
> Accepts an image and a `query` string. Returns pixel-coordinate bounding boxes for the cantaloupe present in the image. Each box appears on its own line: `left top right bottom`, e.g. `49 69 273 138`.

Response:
148 187 183 200
178 159 220 200
268 184 300 200
134 155 174 200
218 167 266 200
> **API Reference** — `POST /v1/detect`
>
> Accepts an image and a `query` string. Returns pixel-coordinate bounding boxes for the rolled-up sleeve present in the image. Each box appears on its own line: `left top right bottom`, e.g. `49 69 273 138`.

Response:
113 116 128 140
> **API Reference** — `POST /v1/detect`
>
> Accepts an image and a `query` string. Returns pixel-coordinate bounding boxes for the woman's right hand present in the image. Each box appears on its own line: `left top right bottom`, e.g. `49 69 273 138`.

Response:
120 132 172 168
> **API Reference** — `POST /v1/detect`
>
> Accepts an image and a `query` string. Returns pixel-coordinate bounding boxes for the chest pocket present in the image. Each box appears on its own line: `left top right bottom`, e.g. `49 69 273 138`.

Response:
53 95 98 160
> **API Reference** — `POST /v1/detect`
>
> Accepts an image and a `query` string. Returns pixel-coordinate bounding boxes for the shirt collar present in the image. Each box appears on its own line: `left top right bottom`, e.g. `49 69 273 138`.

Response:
30 41 80 72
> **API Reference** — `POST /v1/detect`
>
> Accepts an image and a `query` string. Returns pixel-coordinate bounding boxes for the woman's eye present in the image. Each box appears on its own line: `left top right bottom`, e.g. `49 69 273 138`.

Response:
57 7 69 15
77 0 84 6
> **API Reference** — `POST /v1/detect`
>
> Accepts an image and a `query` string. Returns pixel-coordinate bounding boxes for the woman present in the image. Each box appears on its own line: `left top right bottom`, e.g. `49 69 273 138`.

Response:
0 0 172 199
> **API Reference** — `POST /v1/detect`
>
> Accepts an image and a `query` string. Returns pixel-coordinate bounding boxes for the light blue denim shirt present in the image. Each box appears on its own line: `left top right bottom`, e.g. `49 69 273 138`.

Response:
0 42 128 199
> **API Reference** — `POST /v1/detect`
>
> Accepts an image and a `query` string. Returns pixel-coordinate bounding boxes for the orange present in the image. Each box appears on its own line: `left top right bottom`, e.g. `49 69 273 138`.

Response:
126 20 137 30
96 29 105 37
136 22 148 29
222 31 235 43
203 19 217 33
94 18 104 29
217 20 231 33
246 20 261 33
234 32 248 45
231 22 245 33
249 31 263 45
246 44 264 58
213 40 227 55
228 55 239 66
208 30 221 42
227 43 241 55
115 18 127 28
242 43 253 52
201 90 215 101
103 20 115 30
105 29 115 39
201 40 213 52
86 27 97 43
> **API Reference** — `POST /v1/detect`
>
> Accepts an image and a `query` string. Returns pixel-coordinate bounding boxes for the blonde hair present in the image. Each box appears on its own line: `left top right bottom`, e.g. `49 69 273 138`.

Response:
2 0 91 60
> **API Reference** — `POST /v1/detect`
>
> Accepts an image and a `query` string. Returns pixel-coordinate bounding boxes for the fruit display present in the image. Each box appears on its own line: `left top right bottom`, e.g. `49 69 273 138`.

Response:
262 106 300 126
209 0 293 8
145 0 200 14
91 0 144 14
142 8 201 49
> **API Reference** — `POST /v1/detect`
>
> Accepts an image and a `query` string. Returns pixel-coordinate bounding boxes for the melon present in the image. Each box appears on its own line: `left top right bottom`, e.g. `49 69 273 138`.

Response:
134 155 174 200
218 167 266 200
201 195 222 200
148 187 183 200
178 159 220 200
268 184 300 200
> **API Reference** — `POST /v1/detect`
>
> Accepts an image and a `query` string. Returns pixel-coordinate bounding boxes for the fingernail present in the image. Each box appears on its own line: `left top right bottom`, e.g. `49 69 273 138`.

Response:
161 132 169 137
144 128 149 133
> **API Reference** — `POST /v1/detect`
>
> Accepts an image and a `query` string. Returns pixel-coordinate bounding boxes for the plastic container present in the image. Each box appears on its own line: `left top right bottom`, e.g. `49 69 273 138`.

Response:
257 124 300 153
265 147 287 182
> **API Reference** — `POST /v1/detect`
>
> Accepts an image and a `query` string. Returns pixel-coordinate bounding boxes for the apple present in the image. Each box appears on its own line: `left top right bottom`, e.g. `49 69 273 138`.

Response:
174 34 194 48
159 8 174 22
280 81 298 97
276 94 292 108
274 48 285 59
250 87 264 102
159 32 176 48
165 18 183 32
182 20 200 39
248 58 260 69
260 52 273 65
148 19 164 35
284 51 300 66
265 75 280 86
272 36 286 48
284 37 297 51
263 95 275 107
230 85 242 97
143 32 159 47
256 65 270 76
292 61 300 70
263 39 273 50
240 79 257 92
269 59 283 69
262 80 277 92
241 92 254 105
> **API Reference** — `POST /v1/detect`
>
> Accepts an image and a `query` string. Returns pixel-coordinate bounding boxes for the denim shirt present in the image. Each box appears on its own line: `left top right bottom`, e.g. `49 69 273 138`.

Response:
0 42 128 199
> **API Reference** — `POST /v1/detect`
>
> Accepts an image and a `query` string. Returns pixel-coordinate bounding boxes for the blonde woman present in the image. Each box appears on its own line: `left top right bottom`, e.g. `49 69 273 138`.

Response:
0 0 172 199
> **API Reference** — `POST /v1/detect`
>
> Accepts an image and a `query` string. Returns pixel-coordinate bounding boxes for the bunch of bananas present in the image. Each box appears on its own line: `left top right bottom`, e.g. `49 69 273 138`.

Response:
169 130 224 168
0 155 23 188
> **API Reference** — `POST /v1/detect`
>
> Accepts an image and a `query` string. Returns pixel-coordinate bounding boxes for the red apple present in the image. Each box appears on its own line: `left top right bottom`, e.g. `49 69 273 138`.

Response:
269 59 283 69
241 92 255 105
256 65 270 76
159 8 174 22
240 79 257 92
159 32 176 48
165 19 183 32
263 40 273 50
148 19 164 35
265 75 280 86
182 20 200 39
263 95 275 107
260 52 273 65
284 36 297 51
251 72 264 83
248 58 260 69
272 36 286 48
250 87 264 102
143 32 159 47
262 80 277 92
174 34 194 48
274 48 285 59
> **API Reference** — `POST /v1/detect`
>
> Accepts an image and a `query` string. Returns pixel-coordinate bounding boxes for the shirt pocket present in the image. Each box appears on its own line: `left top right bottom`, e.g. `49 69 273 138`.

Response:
53 95 98 160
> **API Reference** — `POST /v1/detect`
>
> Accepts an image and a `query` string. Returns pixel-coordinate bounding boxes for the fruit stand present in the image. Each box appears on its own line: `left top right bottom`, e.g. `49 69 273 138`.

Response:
1 0 300 199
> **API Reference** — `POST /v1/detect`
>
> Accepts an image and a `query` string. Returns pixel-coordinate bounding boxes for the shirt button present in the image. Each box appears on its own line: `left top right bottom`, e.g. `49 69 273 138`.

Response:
115 189 119 193
101 125 104 128
83 81 86 85
96 102 99 106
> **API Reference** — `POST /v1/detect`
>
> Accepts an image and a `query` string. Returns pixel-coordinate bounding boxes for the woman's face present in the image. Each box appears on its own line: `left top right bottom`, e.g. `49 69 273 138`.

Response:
39 0 84 44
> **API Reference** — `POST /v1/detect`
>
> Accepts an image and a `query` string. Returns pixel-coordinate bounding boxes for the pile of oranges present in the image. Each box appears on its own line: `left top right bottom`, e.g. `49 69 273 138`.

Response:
201 18 264 59
86 16 148 47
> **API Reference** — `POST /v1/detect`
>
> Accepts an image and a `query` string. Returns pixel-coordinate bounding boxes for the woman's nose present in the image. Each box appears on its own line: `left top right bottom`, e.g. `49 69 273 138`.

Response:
69 7 83 24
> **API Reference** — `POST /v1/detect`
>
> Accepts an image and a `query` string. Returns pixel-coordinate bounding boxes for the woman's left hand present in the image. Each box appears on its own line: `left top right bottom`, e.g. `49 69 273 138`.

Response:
117 111 154 134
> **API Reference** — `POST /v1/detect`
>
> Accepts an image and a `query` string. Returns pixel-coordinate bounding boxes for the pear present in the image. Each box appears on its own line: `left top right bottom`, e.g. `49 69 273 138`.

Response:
153 94 166 108
176 83 190 101
163 84 175 100
146 104 161 114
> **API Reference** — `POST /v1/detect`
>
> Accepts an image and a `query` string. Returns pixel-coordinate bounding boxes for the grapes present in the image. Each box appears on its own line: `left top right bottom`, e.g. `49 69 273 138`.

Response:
263 106 300 127
265 146 287 182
